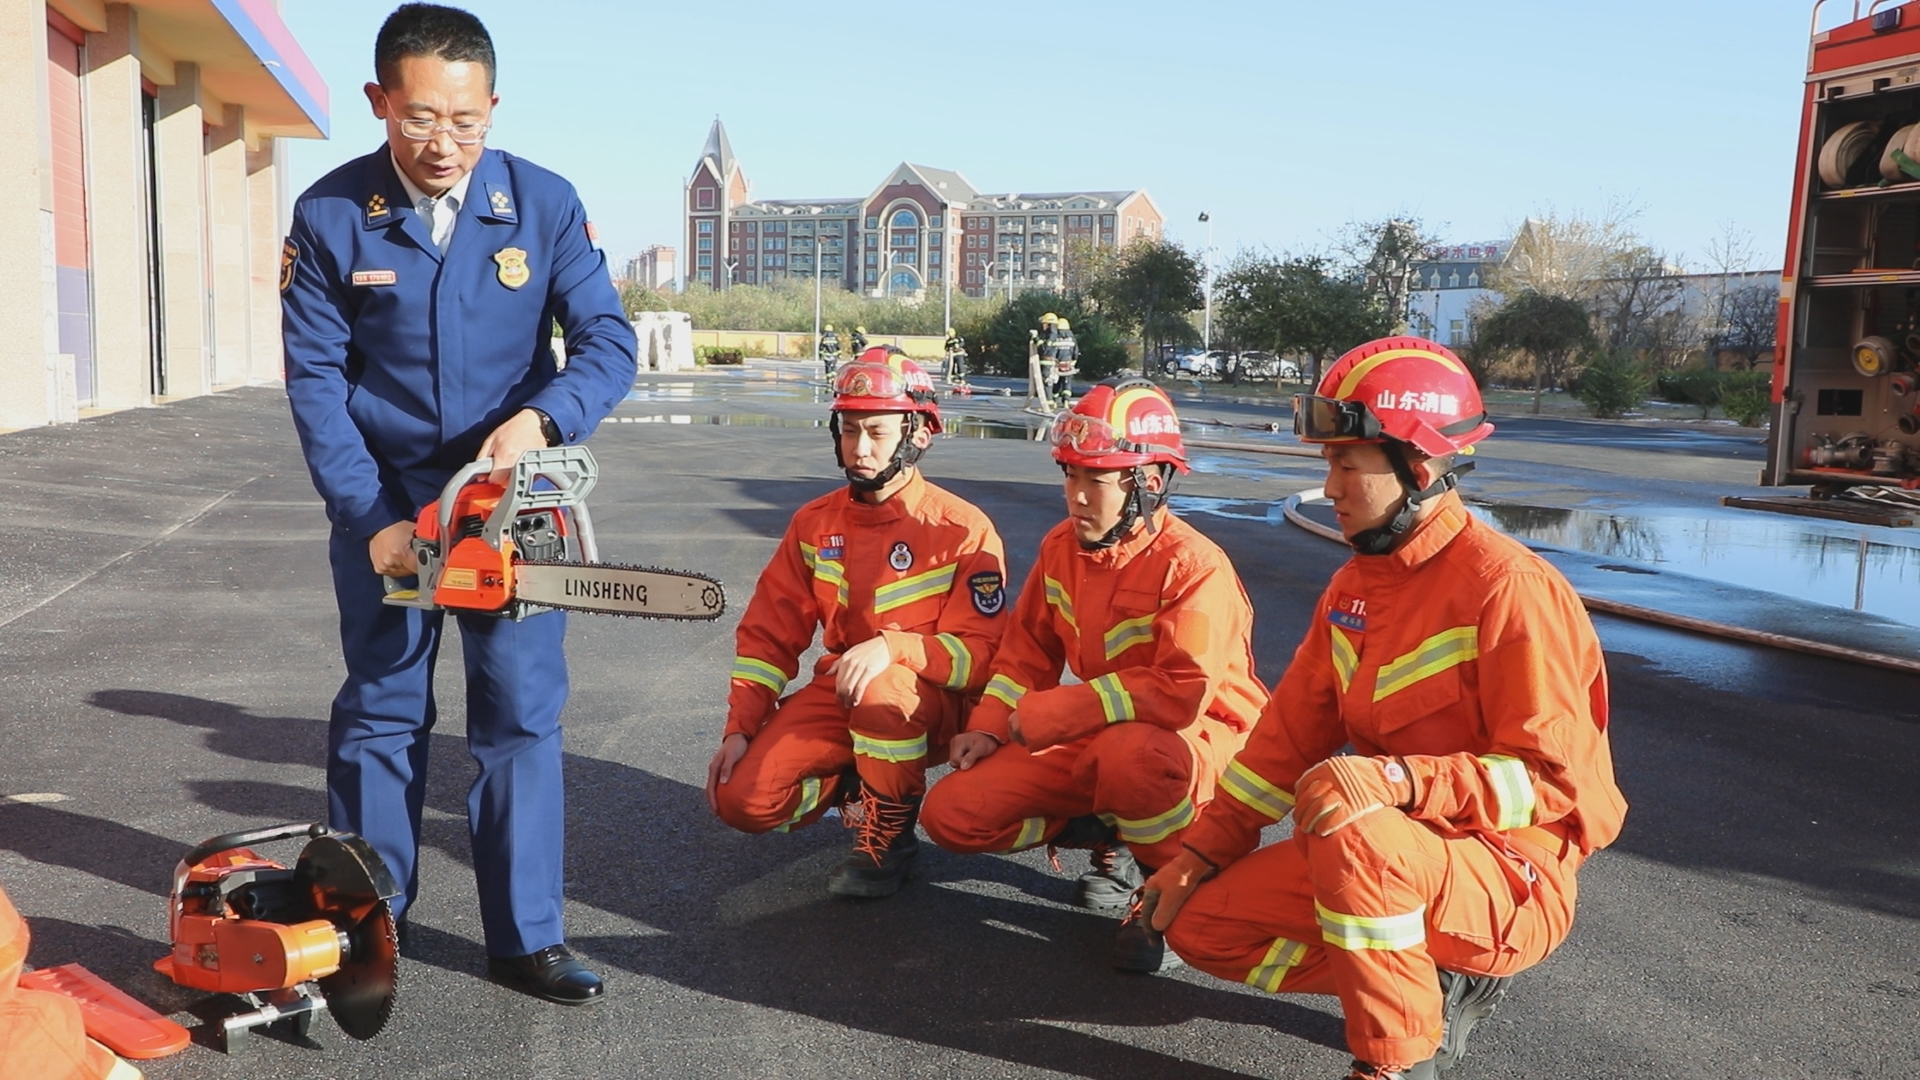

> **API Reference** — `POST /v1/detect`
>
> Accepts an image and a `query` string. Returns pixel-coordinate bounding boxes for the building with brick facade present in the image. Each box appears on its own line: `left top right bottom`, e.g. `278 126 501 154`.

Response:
626 245 676 290
683 119 1162 297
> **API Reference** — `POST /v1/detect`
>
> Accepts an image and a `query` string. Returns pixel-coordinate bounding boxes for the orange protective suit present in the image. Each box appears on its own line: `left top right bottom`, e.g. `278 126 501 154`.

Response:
0 886 130 1080
712 471 1007 828
1167 494 1628 1068
920 509 1268 869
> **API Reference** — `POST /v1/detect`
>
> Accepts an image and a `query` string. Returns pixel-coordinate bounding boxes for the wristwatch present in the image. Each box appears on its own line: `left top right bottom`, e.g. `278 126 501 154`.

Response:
530 408 562 447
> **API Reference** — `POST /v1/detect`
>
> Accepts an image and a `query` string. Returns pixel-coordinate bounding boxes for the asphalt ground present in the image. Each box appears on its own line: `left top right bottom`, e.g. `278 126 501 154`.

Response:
0 370 1916 1079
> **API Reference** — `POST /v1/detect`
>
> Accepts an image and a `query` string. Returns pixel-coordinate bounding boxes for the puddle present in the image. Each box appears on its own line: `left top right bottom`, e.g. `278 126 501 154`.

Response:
1167 496 1287 525
1473 502 1920 627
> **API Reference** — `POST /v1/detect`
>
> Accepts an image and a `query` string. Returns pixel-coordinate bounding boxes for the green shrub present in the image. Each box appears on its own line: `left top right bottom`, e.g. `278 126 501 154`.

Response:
1665 365 1723 419
1574 348 1653 419
1719 370 1772 427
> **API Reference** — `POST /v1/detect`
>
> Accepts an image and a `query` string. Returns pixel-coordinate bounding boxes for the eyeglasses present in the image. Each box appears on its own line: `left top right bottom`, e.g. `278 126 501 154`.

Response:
395 118 490 146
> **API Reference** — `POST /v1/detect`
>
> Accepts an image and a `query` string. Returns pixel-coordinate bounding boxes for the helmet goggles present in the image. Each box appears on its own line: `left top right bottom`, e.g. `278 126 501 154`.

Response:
1049 410 1180 461
1293 394 1383 443
832 359 933 405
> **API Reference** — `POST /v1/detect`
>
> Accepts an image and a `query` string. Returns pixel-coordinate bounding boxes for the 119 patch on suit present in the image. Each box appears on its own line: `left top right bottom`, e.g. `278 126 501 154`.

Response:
970 571 1005 616
1328 592 1368 633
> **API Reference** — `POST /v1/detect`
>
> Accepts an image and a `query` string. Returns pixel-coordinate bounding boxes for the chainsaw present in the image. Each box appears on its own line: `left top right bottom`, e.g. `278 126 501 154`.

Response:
382 445 725 620
154 823 400 1051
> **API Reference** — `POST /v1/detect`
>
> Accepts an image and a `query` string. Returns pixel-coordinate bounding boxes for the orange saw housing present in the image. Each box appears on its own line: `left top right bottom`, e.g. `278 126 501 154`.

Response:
412 479 572 613
156 848 346 993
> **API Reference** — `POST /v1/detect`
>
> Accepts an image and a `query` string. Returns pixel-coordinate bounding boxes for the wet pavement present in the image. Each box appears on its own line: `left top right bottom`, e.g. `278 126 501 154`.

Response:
0 366 1915 1079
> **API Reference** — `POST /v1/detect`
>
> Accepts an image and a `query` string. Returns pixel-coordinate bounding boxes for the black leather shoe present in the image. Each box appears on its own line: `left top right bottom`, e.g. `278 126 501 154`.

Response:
487 944 606 1006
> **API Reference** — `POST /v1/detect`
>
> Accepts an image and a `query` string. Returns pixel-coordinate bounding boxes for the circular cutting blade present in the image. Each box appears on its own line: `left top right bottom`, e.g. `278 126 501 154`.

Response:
319 899 399 1040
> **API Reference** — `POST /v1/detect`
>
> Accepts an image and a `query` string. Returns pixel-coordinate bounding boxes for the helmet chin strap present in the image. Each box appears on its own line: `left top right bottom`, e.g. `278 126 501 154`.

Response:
1080 464 1174 550
1346 445 1472 556
832 413 927 492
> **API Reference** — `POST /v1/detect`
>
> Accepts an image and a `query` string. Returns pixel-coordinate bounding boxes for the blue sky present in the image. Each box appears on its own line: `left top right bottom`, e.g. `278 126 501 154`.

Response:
283 0 1829 272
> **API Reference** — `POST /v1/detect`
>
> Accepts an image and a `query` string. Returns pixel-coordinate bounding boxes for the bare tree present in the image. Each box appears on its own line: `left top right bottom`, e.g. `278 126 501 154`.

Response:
1487 202 1645 302
1716 283 1778 369
1334 217 1441 333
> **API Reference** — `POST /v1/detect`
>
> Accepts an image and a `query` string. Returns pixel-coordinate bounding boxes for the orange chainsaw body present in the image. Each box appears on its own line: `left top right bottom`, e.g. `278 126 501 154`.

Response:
413 478 571 613
157 848 344 993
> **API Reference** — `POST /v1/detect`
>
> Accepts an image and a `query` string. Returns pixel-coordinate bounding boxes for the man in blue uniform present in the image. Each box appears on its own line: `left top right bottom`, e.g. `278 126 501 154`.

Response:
281 3 636 1005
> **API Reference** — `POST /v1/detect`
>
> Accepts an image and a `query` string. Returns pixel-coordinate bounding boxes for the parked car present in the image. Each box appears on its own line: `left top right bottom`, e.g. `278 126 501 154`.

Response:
1223 350 1302 382
1162 349 1224 378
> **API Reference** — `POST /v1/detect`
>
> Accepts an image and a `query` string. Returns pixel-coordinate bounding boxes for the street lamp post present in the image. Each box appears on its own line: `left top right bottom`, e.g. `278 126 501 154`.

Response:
725 258 739 290
812 231 823 364
941 217 952 337
1199 211 1214 350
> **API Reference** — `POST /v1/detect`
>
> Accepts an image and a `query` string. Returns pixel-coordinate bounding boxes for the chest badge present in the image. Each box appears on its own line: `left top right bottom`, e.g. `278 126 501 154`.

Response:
888 542 913 572
493 247 530 290
351 269 398 287
1328 592 1368 633
818 534 844 561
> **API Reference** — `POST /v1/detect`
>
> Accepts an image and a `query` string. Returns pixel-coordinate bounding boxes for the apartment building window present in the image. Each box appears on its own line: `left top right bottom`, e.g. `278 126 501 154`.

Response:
927 231 941 249
696 188 714 210
892 209 918 226
697 254 712 267
746 255 756 267
745 271 757 283
929 251 941 266
930 215 942 228
746 222 757 232
730 238 739 250
865 270 877 283
866 216 878 229
1467 271 1481 287
866 252 877 266
1101 215 1114 227
698 238 712 251
1448 271 1461 288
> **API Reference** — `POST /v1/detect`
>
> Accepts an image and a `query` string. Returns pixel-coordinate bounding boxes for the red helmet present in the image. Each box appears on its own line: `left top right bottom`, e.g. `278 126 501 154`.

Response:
1049 378 1188 473
1295 336 1492 457
832 347 942 433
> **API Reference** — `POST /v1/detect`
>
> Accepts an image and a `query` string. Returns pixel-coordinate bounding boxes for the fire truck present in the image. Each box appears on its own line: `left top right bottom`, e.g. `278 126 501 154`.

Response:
1774 0 1920 497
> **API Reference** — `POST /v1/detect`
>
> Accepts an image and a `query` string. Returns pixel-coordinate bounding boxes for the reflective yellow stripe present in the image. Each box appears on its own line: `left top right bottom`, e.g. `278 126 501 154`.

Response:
1480 754 1536 831
1373 625 1478 702
852 732 928 763
1329 625 1358 695
1219 760 1296 822
774 776 822 833
983 673 1027 710
1103 614 1155 661
1333 347 1471 400
934 632 971 690
800 541 849 607
1090 673 1135 723
1010 816 1047 851
1044 576 1077 630
1112 795 1193 846
1245 936 1309 993
874 563 957 614
732 656 788 694
1316 901 1426 952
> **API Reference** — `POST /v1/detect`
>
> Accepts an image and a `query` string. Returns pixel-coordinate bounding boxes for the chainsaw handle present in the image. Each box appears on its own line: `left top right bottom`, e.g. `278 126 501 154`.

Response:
434 459 497 542
180 822 330 871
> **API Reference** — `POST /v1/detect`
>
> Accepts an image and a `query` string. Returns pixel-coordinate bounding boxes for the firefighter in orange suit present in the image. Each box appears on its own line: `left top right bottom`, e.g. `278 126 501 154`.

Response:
708 348 1008 898
1143 338 1628 1080
920 377 1267 972
0 886 139 1080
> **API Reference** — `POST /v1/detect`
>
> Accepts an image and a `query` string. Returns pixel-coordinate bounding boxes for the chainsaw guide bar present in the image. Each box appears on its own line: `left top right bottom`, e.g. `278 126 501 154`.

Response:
513 561 726 620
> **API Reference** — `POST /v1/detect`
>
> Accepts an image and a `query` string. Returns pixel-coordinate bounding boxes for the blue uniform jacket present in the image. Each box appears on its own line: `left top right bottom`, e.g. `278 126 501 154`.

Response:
282 146 637 540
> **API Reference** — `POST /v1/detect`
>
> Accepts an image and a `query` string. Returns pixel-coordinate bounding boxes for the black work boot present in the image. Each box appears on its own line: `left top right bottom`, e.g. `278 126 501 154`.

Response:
1434 969 1510 1072
827 788 921 899
1076 841 1144 912
1112 891 1185 974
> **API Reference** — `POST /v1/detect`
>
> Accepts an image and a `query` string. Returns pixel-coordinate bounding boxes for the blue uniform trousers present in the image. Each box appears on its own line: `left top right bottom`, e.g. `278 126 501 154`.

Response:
325 527 570 958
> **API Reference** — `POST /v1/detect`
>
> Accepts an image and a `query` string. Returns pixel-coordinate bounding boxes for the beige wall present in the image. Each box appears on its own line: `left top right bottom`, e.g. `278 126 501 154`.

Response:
153 62 209 399
246 141 282 385
0 0 57 429
206 104 250 389
84 3 152 409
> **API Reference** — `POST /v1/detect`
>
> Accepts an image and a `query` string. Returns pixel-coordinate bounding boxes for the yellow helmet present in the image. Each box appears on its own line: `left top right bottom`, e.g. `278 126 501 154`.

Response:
1040 312 1059 326
855 325 867 333
945 326 954 335
824 323 834 331
1056 318 1071 330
